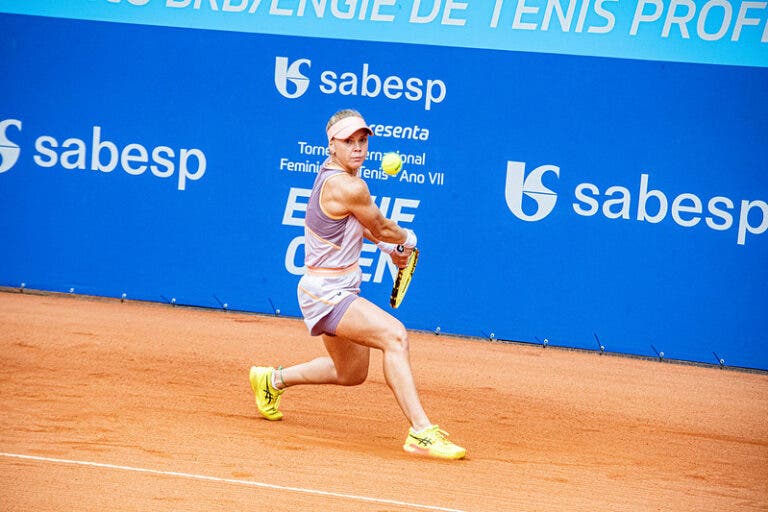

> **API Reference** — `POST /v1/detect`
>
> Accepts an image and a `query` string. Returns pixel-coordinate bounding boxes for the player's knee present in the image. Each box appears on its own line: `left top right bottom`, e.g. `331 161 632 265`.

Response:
336 366 368 386
384 322 409 354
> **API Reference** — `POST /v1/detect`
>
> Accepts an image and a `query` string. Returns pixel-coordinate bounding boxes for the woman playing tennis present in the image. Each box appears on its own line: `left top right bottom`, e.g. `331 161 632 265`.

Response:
249 109 465 460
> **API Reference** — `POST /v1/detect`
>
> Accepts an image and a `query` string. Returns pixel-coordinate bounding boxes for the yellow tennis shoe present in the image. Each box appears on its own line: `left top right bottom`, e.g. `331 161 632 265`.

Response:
249 366 284 421
403 425 466 460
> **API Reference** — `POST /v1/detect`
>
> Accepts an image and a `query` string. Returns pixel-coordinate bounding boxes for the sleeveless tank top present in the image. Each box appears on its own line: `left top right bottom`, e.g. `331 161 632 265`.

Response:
303 164 364 270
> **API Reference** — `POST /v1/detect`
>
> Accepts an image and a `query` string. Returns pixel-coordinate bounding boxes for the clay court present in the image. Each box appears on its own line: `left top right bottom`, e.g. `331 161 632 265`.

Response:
1 290 766 511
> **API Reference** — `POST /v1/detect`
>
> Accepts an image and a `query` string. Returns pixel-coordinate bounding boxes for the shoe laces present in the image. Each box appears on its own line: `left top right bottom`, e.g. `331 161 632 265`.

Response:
263 373 282 404
427 425 453 445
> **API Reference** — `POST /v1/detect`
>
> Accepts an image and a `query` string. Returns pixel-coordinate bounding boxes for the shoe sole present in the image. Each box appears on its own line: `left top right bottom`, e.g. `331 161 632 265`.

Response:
402 444 466 460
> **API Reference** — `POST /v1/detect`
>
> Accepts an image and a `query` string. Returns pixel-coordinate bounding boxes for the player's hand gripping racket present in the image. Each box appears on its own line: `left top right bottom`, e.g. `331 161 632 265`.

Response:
390 246 419 309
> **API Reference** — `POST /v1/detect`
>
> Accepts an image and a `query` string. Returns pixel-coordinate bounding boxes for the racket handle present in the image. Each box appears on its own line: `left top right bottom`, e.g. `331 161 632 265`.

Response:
396 244 405 253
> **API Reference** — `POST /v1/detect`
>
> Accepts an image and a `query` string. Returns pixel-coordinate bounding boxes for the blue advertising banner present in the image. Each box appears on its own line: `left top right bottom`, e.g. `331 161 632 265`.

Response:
1 12 766 369
0 0 766 67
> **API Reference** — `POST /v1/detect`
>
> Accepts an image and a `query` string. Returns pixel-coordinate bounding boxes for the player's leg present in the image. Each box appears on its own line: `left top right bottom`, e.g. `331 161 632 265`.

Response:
321 335 370 386
250 293 370 420
250 336 369 421
332 296 431 431
250 292 466 459
334 297 466 459
276 336 370 387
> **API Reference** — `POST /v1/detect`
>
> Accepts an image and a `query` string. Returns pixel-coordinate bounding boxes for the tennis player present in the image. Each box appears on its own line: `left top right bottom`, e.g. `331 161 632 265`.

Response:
250 109 465 460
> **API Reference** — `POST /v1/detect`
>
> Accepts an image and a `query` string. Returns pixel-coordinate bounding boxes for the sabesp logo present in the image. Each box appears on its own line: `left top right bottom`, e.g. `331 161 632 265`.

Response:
503 159 767 245
274 56 447 110
275 57 311 99
0 119 22 174
504 161 560 221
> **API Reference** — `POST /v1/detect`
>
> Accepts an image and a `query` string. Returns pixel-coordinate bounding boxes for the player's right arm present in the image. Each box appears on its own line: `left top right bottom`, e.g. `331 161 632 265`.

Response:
324 174 415 247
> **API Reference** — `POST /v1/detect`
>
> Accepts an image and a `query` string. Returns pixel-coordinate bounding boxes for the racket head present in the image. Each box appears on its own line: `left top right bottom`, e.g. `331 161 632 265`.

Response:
390 248 419 309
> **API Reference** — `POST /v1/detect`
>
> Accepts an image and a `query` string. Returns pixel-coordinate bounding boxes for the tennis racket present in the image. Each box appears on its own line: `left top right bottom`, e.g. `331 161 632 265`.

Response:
390 247 419 308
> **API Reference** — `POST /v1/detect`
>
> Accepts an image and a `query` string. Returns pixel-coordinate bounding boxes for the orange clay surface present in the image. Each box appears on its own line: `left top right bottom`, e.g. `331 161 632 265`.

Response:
1 290 767 512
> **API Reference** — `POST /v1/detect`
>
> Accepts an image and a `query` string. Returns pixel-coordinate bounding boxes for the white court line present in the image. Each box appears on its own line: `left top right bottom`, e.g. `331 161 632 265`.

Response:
0 452 467 512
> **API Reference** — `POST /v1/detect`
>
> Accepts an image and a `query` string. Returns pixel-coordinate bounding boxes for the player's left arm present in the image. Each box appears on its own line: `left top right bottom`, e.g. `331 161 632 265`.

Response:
362 228 379 244
342 177 413 246
363 225 411 269
350 200 410 269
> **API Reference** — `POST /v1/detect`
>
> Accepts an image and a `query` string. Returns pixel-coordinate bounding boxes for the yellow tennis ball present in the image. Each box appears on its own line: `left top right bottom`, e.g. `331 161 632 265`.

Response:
381 152 403 176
